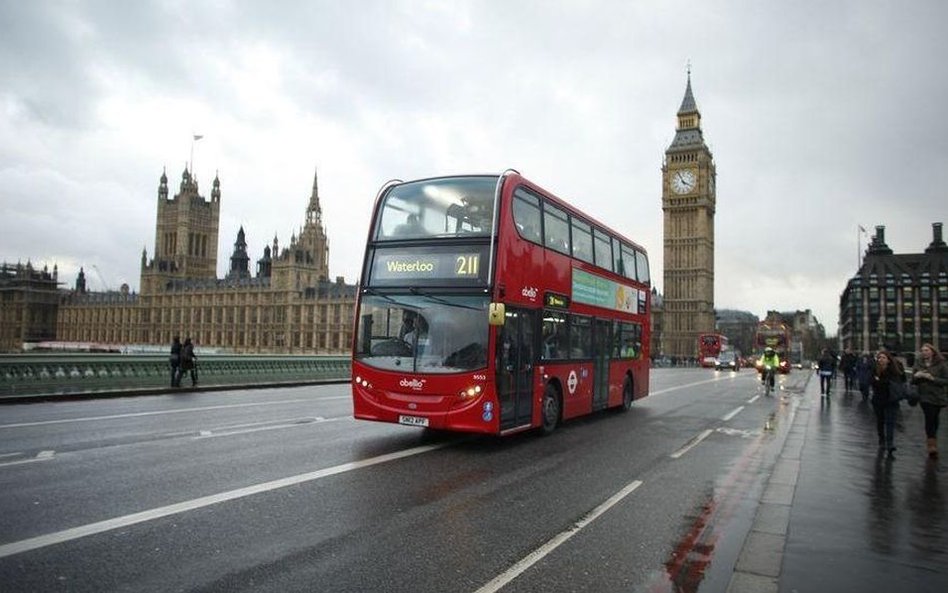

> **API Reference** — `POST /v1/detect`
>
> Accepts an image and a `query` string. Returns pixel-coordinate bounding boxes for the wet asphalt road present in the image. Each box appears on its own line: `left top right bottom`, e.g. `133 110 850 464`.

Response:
0 369 943 592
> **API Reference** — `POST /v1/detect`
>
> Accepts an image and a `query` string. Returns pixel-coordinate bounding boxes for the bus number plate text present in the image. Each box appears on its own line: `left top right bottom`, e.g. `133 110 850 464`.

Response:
399 414 429 427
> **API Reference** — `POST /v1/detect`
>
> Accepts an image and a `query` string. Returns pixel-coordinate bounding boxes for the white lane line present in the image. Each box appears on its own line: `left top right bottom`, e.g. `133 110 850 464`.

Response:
0 450 56 468
649 372 753 397
747 395 760 404
473 480 643 593
0 398 322 429
722 406 745 422
0 442 448 559
194 416 348 439
670 429 714 459
0 452 21 459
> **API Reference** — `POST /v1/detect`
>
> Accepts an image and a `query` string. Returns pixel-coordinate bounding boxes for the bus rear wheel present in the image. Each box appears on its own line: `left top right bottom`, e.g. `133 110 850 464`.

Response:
541 384 560 435
621 376 634 411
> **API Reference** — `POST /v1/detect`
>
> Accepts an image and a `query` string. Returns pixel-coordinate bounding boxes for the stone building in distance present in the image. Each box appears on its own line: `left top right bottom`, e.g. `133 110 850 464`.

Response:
839 223 947 355
0 262 61 351
56 167 356 353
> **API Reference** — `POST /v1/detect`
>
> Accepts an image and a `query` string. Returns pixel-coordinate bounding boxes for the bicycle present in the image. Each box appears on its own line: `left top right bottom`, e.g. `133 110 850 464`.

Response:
761 365 777 397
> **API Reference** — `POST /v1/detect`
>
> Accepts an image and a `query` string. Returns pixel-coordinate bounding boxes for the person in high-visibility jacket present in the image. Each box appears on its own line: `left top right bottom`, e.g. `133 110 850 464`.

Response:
759 347 780 389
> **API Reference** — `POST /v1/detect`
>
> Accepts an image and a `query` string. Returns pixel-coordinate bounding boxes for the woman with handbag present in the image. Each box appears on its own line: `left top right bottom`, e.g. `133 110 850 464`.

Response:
871 350 905 458
911 343 948 459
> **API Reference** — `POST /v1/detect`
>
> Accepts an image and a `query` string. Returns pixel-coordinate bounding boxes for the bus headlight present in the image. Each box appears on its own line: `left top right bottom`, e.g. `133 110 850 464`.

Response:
459 385 482 398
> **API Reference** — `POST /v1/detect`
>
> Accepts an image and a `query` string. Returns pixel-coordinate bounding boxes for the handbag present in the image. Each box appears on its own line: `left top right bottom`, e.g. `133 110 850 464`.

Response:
905 381 920 406
888 378 907 402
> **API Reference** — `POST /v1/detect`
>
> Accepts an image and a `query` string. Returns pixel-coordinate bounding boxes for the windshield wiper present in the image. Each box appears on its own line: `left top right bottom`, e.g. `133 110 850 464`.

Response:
407 287 484 311
361 287 408 307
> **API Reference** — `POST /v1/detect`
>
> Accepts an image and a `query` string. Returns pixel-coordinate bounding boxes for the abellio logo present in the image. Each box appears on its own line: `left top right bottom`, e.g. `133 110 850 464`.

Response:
521 286 538 300
400 378 426 391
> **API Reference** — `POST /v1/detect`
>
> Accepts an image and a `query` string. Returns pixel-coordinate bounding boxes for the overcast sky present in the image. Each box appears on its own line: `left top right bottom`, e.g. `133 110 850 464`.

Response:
2 1 946 332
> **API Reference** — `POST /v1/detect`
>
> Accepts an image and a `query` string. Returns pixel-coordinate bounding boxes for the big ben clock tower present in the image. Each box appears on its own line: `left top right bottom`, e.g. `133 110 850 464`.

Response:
662 70 716 359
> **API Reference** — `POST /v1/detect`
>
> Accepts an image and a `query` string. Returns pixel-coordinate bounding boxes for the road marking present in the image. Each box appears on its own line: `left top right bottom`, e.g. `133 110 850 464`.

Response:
194 416 348 439
747 395 760 404
0 398 323 429
649 376 732 396
722 406 745 422
473 480 643 593
670 429 714 459
0 442 448 559
0 450 56 468
649 371 755 397
716 427 762 439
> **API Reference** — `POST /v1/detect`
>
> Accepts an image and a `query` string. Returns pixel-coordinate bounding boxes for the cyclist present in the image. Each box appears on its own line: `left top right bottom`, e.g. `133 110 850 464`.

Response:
759 347 780 393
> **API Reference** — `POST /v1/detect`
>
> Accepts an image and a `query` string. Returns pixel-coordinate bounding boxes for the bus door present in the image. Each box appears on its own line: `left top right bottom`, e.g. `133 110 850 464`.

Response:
592 319 611 411
497 308 536 430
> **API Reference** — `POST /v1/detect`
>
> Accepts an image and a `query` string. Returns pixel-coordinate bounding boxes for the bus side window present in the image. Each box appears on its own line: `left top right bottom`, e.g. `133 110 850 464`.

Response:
635 250 650 284
543 203 570 255
513 188 542 244
542 311 568 359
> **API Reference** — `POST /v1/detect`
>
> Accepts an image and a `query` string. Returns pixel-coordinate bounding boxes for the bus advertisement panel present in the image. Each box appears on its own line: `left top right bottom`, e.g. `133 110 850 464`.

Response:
351 171 651 435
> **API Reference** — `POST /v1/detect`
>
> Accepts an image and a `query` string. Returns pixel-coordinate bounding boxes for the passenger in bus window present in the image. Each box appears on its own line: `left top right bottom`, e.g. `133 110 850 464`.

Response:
404 315 428 349
393 213 422 237
542 323 557 359
398 311 416 341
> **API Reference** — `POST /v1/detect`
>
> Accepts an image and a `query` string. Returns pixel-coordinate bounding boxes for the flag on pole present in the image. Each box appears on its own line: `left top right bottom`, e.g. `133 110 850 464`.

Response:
193 134 204 141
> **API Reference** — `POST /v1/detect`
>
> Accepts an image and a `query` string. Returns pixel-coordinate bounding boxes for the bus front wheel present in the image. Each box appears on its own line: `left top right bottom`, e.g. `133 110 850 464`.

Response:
621 376 634 411
541 384 560 435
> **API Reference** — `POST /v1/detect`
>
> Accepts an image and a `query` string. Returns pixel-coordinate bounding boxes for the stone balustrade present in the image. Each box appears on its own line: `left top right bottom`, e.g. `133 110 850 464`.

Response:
0 354 351 399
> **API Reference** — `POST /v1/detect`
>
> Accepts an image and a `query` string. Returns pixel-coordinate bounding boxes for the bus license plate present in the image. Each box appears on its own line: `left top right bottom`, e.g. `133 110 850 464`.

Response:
398 415 429 427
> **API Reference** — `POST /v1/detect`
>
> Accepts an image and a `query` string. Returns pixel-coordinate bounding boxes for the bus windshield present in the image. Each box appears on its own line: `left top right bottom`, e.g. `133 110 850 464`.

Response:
374 176 498 241
355 293 489 373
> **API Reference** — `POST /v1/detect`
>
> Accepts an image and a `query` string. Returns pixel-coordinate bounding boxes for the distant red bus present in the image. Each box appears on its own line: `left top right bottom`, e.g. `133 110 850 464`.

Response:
697 333 728 368
351 171 651 435
755 321 791 374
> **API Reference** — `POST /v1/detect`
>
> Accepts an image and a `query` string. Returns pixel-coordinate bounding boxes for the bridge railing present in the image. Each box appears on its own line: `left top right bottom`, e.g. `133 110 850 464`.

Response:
0 354 351 399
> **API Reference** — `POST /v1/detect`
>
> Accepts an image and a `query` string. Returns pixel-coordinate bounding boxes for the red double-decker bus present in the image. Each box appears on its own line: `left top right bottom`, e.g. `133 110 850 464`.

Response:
697 333 728 368
351 171 651 435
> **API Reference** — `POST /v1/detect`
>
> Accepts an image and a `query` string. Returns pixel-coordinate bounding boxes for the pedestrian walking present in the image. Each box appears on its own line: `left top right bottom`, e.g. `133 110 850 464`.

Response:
871 350 906 458
840 347 857 392
181 337 198 387
855 351 873 401
910 343 948 459
817 348 836 397
169 336 182 387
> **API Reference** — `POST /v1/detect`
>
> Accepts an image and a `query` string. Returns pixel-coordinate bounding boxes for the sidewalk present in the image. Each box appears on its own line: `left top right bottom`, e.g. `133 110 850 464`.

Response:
728 376 948 593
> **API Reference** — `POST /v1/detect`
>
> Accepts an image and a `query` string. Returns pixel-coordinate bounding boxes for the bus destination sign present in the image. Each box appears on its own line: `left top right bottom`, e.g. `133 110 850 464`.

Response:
370 247 488 286
544 292 570 309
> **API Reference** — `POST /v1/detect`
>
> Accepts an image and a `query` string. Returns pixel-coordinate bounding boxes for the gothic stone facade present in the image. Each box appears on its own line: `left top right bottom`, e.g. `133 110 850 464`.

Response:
56 168 356 354
661 72 717 358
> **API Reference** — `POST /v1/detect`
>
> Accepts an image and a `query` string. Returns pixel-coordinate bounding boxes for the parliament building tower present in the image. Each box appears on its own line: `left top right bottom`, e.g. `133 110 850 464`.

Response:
141 167 222 293
662 71 716 358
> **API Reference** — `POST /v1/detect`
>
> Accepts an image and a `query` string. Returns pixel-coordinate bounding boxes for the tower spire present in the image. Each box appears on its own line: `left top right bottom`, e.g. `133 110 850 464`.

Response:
678 66 698 116
307 167 322 227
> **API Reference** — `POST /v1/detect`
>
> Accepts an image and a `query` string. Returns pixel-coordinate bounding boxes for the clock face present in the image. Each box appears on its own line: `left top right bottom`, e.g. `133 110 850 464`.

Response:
671 169 697 194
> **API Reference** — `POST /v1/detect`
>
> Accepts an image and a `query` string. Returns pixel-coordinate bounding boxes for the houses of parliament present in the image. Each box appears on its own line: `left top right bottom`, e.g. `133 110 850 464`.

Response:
0 167 357 354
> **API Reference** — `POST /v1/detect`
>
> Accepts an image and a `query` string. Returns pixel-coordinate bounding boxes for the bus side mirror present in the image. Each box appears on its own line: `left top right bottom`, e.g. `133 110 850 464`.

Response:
488 302 505 326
